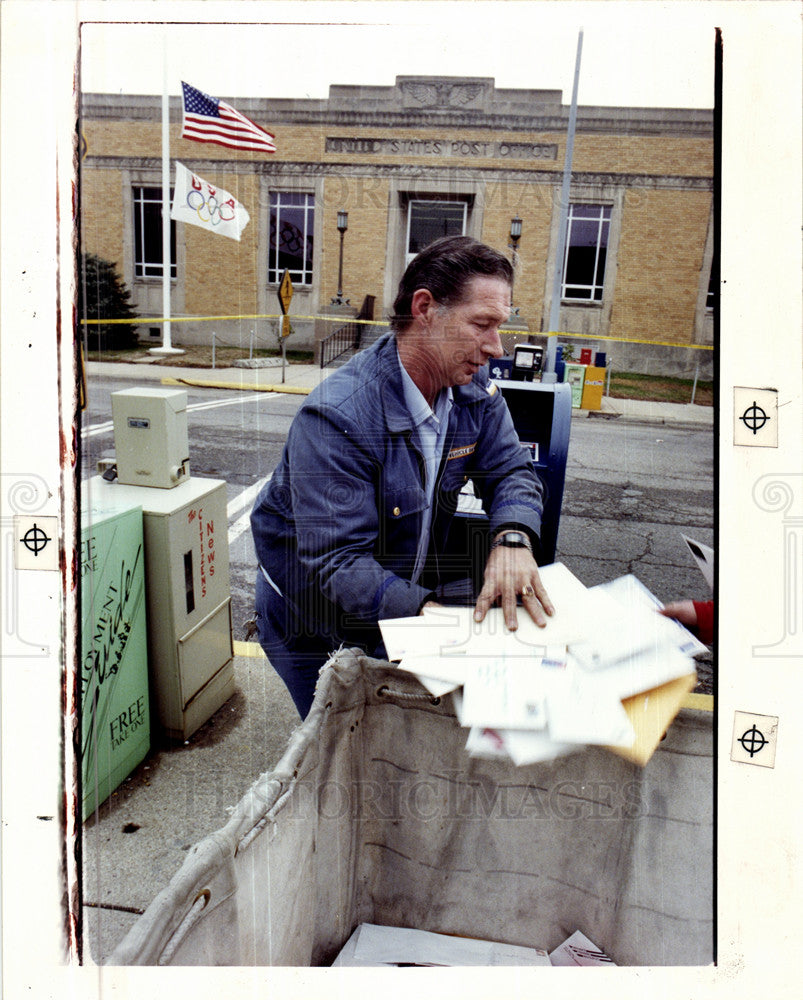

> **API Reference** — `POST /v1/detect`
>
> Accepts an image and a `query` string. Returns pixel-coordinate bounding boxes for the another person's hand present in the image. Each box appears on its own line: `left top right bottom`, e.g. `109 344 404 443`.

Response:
659 600 698 630
473 545 554 630
660 599 714 645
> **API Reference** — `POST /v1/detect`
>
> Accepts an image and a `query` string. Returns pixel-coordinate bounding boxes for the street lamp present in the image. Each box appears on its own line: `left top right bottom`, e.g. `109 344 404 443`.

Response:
508 215 522 314
331 209 350 305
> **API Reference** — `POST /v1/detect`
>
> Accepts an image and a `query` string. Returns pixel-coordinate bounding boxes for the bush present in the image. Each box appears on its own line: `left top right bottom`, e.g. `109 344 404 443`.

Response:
79 253 140 349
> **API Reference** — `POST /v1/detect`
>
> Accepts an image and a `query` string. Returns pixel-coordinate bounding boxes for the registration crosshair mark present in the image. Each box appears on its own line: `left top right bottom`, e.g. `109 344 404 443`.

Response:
738 725 767 757
20 523 51 556
739 402 769 435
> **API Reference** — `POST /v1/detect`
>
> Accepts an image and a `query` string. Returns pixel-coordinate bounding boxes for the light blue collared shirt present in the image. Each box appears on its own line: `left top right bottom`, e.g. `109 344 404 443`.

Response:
397 346 453 583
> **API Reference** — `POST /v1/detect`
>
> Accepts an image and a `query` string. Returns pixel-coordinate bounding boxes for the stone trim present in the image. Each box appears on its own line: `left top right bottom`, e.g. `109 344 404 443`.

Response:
84 157 713 191
83 104 714 138
80 79 713 138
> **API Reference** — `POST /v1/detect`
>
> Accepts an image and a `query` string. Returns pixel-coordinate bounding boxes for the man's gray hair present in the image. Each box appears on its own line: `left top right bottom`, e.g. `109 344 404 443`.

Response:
390 235 513 332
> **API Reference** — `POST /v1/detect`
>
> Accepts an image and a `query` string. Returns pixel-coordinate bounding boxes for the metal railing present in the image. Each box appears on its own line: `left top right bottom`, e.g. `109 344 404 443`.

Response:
319 294 377 369
319 320 362 369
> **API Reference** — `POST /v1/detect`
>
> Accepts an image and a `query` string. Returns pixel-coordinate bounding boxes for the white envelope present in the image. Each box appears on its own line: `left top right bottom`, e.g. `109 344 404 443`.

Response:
545 669 636 747
459 657 549 730
591 573 708 657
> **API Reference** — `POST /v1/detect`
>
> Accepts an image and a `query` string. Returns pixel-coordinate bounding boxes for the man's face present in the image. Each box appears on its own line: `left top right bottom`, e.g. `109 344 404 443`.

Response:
427 275 510 389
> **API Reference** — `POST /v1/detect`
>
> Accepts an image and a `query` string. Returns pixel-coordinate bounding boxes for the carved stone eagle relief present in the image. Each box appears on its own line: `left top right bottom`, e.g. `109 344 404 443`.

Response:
401 81 485 108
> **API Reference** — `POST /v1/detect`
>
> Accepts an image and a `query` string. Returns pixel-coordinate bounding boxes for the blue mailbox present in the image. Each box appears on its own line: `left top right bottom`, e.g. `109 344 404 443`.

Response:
448 380 572 587
494 379 571 565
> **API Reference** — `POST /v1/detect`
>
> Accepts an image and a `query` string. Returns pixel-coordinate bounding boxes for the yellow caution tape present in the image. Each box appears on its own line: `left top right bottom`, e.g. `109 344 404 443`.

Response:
84 314 713 351
545 331 714 351
80 313 387 326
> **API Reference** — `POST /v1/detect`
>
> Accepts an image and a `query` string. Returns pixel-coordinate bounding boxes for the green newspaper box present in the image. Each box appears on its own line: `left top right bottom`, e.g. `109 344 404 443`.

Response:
81 502 150 820
563 363 587 408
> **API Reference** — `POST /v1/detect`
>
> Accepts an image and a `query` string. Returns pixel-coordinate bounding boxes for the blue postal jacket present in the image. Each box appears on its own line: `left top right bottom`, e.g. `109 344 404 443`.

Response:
250 332 544 645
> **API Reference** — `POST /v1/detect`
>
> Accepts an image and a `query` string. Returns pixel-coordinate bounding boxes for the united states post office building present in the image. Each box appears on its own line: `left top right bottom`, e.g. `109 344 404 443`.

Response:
80 76 714 375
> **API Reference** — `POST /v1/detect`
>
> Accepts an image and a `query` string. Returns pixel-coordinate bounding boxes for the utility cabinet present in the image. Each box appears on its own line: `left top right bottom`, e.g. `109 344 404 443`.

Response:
87 476 234 741
111 387 190 489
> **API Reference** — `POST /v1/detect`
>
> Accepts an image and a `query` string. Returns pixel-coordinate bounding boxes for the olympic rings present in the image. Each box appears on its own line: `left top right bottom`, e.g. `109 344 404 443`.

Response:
185 188 237 225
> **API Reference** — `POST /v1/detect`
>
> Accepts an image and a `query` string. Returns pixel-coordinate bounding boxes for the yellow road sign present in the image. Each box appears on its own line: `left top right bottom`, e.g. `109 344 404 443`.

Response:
278 270 294 314
281 314 292 339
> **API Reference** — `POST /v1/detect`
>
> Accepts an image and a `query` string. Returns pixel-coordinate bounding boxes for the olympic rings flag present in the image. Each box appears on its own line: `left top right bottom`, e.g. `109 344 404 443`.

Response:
170 162 250 242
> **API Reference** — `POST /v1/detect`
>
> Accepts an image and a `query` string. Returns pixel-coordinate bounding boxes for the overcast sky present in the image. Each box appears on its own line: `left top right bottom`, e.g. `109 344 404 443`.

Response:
79 1 717 109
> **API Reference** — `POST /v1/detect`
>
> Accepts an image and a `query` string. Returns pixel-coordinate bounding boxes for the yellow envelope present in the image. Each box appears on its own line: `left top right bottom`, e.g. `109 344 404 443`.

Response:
608 672 697 766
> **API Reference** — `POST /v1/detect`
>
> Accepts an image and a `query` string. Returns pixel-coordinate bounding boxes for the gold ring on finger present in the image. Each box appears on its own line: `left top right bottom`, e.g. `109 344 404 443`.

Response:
522 584 535 598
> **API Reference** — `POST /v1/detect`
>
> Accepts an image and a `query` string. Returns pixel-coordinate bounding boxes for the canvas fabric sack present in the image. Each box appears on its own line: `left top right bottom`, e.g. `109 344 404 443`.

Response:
110 648 713 967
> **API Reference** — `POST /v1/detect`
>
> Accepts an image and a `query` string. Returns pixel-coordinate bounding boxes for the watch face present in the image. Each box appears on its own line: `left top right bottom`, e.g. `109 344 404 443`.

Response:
499 531 528 547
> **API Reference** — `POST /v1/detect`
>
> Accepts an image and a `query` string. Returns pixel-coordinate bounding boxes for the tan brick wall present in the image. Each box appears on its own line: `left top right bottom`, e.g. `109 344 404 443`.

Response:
321 176 390 311
571 134 712 178
81 114 712 346
611 188 712 344
81 169 124 266
480 181 554 322
85 121 712 179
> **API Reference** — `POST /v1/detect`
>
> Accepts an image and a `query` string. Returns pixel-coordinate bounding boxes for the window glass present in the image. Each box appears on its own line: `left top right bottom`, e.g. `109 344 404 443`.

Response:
133 187 176 279
269 191 314 284
562 203 611 302
407 201 467 264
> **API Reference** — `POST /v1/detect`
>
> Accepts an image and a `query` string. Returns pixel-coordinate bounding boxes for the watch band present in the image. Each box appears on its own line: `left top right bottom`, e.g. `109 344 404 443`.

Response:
490 530 532 552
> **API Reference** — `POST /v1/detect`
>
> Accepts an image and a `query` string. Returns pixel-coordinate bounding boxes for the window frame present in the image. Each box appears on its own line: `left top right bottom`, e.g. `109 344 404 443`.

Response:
561 202 612 303
132 185 177 280
405 199 468 267
268 190 315 286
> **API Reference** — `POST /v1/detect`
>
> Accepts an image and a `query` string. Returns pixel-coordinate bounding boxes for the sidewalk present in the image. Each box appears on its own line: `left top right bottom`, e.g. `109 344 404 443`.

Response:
87 359 714 427
82 642 300 964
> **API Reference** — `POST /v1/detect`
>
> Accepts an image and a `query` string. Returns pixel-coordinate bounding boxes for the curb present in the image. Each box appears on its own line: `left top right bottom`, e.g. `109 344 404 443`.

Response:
160 376 313 395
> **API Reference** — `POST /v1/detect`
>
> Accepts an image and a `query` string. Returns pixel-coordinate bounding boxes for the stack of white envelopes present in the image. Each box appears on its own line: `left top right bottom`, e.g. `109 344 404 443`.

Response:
379 563 707 766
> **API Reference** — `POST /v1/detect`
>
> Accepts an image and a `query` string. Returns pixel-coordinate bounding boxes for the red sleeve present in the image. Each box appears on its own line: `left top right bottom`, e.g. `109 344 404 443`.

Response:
693 600 714 645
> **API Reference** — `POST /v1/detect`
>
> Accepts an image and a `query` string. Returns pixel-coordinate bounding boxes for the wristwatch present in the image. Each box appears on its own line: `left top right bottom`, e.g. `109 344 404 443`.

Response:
490 530 532 552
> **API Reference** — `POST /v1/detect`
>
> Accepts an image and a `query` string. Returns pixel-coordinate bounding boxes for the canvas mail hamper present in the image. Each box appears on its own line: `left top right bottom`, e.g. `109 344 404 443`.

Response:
110 648 713 967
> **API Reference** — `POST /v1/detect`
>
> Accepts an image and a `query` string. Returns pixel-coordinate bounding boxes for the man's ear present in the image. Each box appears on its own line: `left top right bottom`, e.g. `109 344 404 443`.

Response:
410 288 437 325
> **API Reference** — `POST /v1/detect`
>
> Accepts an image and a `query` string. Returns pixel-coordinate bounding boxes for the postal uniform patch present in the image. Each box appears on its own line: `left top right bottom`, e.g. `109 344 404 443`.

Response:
447 443 477 461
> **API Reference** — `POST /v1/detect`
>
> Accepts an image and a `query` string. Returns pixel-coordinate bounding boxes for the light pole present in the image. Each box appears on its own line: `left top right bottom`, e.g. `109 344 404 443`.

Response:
508 215 522 315
331 209 350 305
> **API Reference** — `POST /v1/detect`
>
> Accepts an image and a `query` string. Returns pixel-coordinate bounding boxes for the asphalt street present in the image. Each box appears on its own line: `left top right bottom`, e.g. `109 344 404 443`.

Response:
81 375 714 688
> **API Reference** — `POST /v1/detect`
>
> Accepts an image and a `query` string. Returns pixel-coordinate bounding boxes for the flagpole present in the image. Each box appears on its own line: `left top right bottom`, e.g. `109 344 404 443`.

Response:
543 28 583 378
151 33 183 355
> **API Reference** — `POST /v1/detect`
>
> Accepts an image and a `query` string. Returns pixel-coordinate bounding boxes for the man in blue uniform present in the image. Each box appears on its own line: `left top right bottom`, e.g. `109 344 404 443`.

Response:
251 236 553 715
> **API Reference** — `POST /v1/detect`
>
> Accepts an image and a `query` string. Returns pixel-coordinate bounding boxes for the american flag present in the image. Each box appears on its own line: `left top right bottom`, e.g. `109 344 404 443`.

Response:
180 81 276 154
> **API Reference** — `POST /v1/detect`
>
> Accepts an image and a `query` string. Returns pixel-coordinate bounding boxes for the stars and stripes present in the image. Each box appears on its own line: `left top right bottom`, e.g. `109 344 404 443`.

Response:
180 81 276 154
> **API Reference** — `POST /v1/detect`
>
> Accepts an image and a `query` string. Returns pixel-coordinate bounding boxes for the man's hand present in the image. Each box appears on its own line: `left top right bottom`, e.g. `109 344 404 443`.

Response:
473 545 554 630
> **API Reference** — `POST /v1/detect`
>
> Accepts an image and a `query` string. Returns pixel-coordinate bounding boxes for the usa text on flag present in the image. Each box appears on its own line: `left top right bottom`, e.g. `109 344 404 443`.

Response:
181 81 276 154
170 162 250 241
